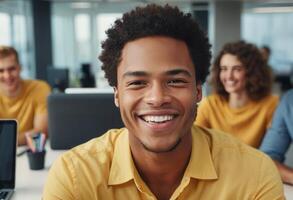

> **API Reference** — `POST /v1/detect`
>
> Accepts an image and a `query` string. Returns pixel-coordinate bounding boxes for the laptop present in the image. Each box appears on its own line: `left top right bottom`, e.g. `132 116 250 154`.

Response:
0 120 17 200
48 93 124 149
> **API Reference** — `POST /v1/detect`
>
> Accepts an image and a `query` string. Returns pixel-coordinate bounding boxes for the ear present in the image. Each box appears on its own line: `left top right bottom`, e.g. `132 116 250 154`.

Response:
114 87 119 107
195 84 202 103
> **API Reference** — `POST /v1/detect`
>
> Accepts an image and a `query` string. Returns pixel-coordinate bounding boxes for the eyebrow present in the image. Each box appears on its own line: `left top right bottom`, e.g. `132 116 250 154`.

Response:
165 69 192 77
220 65 243 68
122 71 148 78
0 66 17 72
122 68 192 78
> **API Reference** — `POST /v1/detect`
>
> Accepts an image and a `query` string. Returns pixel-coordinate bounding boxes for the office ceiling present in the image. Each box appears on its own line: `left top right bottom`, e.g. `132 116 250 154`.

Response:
41 0 293 8
43 0 293 2
41 0 293 9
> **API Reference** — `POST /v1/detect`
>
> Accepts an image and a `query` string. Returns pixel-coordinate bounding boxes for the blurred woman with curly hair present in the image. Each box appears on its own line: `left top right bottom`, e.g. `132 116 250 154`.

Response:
195 41 278 148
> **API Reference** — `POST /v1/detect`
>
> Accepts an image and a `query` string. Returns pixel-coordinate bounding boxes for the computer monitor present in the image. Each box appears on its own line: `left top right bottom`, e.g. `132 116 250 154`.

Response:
48 93 124 149
47 67 69 92
0 120 17 200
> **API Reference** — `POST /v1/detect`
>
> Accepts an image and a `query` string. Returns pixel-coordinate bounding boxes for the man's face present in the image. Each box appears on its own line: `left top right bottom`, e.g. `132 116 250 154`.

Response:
114 36 202 153
0 54 21 96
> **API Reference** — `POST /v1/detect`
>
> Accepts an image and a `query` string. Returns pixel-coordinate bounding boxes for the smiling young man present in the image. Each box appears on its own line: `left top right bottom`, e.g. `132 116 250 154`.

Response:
0 46 51 145
43 4 284 200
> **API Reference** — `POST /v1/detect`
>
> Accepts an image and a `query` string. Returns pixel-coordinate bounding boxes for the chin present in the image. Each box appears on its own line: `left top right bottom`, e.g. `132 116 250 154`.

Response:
225 88 237 94
8 87 17 93
142 138 181 153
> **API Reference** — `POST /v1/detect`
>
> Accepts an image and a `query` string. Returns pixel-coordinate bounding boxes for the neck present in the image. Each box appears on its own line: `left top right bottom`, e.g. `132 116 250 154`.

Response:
228 91 249 108
5 80 23 98
130 133 192 200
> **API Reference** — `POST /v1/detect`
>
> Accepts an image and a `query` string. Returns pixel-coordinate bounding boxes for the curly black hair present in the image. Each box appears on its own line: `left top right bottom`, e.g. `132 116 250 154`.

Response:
99 4 211 87
211 40 273 101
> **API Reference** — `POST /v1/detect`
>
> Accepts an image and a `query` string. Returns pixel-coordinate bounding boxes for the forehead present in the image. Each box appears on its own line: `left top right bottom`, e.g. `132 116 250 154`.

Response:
0 55 19 69
220 53 243 66
118 36 195 77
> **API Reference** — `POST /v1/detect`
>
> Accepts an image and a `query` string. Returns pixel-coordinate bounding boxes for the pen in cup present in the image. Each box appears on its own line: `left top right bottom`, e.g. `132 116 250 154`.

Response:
25 132 46 153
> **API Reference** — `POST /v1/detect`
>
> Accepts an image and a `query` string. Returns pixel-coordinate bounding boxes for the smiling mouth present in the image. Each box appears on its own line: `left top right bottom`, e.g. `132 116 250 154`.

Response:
225 80 236 85
140 115 176 124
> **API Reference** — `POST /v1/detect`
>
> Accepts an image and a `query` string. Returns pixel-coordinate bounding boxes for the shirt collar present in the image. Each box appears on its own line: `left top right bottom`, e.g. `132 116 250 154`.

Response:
108 126 218 185
184 126 218 180
108 129 134 185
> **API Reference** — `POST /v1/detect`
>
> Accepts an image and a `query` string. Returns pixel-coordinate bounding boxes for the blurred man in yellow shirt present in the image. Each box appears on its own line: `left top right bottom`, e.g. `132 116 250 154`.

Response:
0 46 51 145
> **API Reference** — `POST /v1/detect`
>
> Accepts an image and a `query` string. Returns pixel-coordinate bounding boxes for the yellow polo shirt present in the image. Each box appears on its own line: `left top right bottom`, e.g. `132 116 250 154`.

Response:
0 79 51 144
43 126 284 200
195 94 278 148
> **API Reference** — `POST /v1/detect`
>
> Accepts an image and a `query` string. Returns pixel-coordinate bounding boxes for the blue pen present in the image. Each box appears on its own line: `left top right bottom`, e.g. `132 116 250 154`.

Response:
37 133 46 152
32 133 41 152
39 134 45 151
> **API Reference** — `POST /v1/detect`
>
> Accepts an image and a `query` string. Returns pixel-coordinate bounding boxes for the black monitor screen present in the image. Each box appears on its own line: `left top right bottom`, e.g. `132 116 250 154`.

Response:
0 120 17 188
47 67 69 92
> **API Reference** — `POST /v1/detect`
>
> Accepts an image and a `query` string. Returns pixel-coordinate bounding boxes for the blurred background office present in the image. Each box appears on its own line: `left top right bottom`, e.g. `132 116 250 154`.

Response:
0 0 292 93
2 2 293 196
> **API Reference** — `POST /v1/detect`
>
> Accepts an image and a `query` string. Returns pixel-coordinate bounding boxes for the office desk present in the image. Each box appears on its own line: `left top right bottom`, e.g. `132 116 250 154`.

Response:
284 184 293 199
12 147 65 200
11 147 293 200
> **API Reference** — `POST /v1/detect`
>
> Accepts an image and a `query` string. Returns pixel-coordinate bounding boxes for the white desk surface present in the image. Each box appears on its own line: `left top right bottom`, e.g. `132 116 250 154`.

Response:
12 147 65 200
11 147 293 200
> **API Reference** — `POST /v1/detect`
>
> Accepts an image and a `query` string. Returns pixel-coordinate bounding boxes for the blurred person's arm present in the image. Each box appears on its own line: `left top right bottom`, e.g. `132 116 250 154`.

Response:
18 113 48 146
260 91 293 185
274 160 293 185
18 81 51 146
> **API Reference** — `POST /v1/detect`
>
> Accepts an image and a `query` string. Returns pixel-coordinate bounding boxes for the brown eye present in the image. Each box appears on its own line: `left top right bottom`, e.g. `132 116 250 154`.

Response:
129 80 146 86
8 67 17 72
167 79 188 87
220 66 227 71
127 80 147 89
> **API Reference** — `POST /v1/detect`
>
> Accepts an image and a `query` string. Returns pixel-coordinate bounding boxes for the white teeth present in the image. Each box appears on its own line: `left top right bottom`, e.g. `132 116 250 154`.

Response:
226 81 236 86
142 115 174 123
227 81 235 84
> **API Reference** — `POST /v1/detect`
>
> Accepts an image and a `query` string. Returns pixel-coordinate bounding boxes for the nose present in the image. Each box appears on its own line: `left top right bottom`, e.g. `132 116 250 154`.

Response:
226 69 234 79
144 83 171 107
2 70 11 80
